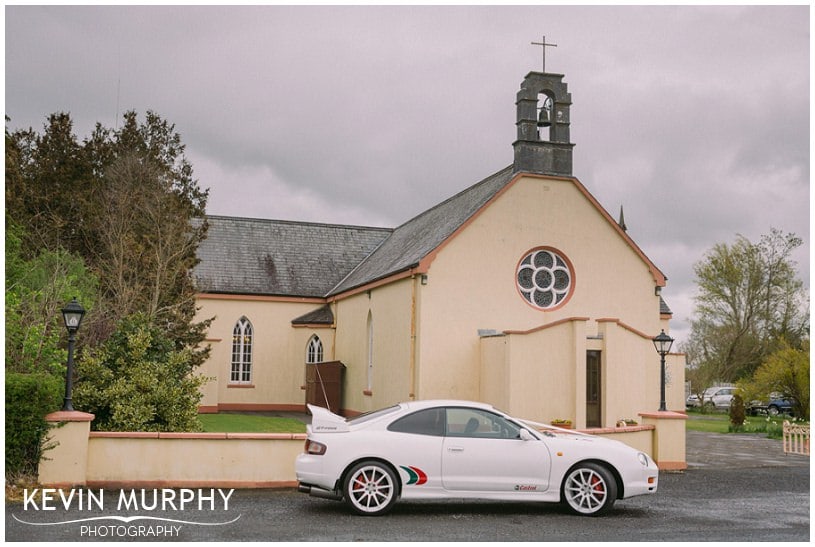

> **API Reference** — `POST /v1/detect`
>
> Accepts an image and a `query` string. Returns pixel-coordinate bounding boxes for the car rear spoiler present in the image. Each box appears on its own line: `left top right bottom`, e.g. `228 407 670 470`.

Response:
307 404 350 433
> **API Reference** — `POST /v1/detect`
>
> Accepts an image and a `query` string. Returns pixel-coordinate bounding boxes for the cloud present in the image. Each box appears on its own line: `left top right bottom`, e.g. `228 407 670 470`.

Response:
5 5 809 345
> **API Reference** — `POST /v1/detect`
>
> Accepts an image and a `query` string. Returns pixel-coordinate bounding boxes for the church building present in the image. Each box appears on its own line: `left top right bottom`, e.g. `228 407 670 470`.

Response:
192 68 686 429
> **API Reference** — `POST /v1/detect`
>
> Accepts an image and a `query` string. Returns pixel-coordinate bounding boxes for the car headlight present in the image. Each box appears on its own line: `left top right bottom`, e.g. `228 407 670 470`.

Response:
637 452 650 467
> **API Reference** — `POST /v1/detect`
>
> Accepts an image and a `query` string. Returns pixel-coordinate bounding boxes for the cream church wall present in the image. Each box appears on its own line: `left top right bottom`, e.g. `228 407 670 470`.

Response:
195 296 331 410
414 174 668 405
479 335 508 410
481 319 685 427
193 174 683 418
504 320 585 424
503 175 662 328
333 278 415 414
598 320 658 422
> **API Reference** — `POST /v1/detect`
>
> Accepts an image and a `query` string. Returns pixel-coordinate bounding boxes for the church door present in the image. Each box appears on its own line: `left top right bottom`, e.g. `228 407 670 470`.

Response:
586 351 601 428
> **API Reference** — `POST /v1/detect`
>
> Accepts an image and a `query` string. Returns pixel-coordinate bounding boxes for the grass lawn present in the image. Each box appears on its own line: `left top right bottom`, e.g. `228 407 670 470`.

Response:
685 412 730 434
198 412 306 434
197 409 802 438
685 410 801 439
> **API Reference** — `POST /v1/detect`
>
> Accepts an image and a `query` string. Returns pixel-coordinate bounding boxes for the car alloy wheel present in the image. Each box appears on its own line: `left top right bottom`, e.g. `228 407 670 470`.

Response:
344 461 398 516
562 462 617 516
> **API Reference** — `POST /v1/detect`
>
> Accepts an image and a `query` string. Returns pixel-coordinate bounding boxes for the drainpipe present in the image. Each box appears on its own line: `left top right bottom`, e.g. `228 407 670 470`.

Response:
409 274 418 400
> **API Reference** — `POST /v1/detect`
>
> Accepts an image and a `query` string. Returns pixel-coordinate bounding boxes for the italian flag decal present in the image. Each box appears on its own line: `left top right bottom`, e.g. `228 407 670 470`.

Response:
399 465 428 485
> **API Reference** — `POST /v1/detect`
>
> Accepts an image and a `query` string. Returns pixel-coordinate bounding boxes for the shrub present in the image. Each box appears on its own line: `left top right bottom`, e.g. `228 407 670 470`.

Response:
5 372 63 476
740 340 810 421
73 313 210 432
5 235 97 376
729 393 746 428
741 415 788 439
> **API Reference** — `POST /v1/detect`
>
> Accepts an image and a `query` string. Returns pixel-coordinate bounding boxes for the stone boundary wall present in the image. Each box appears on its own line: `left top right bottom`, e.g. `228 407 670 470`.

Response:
38 410 685 488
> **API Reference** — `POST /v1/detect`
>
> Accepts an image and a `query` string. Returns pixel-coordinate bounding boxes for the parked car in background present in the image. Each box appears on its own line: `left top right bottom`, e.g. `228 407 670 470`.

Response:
686 386 736 410
746 394 794 416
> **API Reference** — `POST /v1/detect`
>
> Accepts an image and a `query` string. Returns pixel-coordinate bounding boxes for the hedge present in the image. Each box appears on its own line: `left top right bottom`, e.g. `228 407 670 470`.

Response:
5 372 63 476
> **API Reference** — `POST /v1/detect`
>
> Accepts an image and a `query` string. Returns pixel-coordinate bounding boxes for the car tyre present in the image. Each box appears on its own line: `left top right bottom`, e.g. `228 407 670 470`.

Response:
343 461 399 516
768 405 780 416
562 462 617 516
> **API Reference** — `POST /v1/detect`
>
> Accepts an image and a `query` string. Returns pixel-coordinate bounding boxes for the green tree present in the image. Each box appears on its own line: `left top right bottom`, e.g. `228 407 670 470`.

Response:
6 110 212 437
5 113 93 255
739 341 810 420
4 220 97 478
88 150 208 348
6 111 210 350
85 112 209 349
5 220 97 375
682 334 721 410
73 314 210 432
684 229 807 384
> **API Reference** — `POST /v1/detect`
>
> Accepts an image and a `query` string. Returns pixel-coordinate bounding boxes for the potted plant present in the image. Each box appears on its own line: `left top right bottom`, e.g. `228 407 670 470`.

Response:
550 418 573 429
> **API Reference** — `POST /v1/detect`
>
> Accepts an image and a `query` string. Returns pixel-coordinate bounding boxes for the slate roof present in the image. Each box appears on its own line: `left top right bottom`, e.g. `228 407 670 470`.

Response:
195 166 516 299
329 165 515 295
659 296 673 316
291 305 334 325
194 164 665 302
193 216 391 297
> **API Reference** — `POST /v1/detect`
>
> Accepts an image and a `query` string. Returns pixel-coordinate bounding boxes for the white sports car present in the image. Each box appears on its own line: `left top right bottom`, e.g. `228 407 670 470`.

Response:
295 400 659 516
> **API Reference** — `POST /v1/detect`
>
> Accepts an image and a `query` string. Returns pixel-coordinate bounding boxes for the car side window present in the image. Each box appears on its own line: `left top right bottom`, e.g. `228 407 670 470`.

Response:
446 408 522 439
387 408 445 436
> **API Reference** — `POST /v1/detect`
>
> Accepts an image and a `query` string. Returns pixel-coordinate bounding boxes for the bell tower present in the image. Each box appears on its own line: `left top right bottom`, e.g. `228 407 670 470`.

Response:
512 71 574 176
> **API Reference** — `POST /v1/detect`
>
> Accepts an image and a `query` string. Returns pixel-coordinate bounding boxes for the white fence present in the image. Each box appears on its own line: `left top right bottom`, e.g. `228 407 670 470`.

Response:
782 421 810 456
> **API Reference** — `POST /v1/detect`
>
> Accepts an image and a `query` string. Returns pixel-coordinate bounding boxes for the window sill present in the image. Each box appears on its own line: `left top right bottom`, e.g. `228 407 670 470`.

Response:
228 384 255 389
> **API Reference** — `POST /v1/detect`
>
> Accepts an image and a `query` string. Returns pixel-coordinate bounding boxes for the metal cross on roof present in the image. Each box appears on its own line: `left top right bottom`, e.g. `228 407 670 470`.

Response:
531 35 557 73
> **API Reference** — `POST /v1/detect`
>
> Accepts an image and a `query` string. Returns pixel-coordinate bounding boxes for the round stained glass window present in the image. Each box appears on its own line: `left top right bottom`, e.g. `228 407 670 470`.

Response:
516 248 574 310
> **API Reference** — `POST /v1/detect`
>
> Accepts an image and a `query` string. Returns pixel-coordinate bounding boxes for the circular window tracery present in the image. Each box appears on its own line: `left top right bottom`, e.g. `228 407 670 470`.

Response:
516 248 574 310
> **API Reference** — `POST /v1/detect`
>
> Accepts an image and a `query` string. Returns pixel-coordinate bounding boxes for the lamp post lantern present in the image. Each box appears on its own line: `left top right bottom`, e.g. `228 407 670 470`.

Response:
652 329 674 412
60 297 86 411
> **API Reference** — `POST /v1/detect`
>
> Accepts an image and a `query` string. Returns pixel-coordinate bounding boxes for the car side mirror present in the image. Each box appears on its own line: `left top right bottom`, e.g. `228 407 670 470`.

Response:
520 429 535 441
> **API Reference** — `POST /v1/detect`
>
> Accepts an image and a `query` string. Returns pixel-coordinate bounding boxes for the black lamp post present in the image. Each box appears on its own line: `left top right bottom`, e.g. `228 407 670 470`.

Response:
652 329 674 412
61 297 86 411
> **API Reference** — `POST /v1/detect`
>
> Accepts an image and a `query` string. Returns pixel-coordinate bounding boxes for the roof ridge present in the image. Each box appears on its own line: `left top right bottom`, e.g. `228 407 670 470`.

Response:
325 227 394 296
327 165 516 296
390 165 514 231
205 214 392 232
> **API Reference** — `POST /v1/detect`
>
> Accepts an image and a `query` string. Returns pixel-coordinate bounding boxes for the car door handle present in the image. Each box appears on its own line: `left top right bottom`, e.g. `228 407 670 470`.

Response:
447 447 464 452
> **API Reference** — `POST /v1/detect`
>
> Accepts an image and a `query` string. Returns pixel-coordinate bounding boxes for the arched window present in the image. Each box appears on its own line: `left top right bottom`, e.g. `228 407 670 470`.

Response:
306 335 324 364
231 317 253 383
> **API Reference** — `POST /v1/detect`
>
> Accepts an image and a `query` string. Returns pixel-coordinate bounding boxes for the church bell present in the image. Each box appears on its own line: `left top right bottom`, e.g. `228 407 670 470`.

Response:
537 108 551 127
537 98 552 127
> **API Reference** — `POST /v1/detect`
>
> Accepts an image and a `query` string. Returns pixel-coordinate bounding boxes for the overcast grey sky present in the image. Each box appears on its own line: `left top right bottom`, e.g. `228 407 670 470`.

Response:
4 4 810 345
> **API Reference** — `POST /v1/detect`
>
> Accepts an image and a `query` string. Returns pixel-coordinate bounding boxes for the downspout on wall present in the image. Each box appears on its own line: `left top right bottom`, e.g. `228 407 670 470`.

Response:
409 274 419 400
